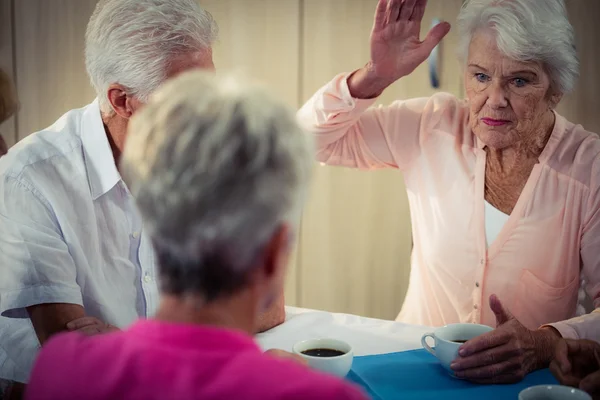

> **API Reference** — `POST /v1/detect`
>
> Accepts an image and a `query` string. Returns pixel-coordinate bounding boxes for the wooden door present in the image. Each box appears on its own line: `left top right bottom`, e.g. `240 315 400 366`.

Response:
298 0 464 319
198 0 303 304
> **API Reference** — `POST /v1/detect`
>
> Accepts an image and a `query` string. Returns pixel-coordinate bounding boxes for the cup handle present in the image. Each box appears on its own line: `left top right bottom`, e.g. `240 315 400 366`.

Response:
421 333 436 356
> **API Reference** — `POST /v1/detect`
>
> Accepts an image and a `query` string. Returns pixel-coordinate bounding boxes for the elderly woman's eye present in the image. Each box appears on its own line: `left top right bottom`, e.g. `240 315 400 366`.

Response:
475 73 489 82
512 78 528 87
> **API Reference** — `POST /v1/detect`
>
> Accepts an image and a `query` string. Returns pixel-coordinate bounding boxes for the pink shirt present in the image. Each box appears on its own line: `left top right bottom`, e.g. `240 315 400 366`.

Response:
297 73 600 341
25 320 368 400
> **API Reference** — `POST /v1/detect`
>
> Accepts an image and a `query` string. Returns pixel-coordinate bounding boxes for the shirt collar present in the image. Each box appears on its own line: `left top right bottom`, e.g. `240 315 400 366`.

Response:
128 319 260 353
80 99 121 200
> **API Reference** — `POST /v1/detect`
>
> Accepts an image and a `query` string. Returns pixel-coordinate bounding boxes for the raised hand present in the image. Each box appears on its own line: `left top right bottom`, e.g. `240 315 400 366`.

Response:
371 0 450 81
349 0 451 98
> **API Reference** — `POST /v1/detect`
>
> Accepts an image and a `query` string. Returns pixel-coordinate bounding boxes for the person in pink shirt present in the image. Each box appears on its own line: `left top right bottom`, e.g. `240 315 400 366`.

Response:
25 72 368 400
298 0 600 385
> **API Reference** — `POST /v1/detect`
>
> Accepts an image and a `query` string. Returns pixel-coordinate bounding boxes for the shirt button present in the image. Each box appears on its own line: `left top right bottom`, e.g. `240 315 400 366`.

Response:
474 304 478 310
132 231 140 239
480 259 484 265
475 282 480 288
144 275 152 283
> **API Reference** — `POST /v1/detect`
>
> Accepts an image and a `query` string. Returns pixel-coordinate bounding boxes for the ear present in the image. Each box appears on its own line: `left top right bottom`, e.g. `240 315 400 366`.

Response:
106 83 139 119
548 91 563 110
261 223 292 280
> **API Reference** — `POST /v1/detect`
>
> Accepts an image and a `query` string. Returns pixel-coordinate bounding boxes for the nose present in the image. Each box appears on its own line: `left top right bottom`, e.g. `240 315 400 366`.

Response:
485 81 508 109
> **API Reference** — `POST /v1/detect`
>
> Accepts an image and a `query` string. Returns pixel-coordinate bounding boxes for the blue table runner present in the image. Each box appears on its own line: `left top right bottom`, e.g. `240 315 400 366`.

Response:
347 349 558 400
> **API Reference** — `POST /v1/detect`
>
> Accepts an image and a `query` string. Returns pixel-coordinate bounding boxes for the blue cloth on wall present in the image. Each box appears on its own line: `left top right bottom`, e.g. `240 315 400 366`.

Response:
346 349 558 400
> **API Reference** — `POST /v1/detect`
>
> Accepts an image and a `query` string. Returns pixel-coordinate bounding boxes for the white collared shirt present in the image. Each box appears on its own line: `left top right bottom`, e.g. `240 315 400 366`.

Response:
0 99 159 382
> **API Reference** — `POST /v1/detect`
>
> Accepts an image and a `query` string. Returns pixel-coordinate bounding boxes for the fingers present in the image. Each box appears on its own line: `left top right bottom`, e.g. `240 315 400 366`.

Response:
551 360 583 388
554 340 573 374
565 338 586 355
458 329 511 357
399 0 417 20
66 316 103 330
77 325 105 336
580 370 600 396
451 343 515 371
489 294 513 326
385 0 401 25
373 0 388 31
410 0 427 22
265 349 308 366
453 359 524 382
421 21 451 54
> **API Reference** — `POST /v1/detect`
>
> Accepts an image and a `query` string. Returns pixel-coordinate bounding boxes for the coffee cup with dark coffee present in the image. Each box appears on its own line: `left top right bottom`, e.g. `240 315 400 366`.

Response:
293 338 353 377
421 323 494 375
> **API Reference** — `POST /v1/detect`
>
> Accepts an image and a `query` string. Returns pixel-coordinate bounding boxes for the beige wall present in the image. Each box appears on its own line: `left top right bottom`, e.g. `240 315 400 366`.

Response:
1 0 599 319
0 0 16 148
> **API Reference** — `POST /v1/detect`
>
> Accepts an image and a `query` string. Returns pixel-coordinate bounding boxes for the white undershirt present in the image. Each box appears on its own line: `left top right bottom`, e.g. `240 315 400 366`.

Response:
484 200 510 247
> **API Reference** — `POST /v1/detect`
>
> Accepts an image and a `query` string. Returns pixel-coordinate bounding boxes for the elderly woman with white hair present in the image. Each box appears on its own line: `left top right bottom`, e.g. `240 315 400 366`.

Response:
298 0 600 383
25 71 368 400
0 0 283 391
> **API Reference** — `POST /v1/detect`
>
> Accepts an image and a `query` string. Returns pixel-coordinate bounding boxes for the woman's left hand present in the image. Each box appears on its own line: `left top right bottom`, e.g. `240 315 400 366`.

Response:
450 294 561 384
265 349 308 366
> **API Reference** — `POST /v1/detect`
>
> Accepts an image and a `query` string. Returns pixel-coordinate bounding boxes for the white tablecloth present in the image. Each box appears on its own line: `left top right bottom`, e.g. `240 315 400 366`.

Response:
257 307 433 356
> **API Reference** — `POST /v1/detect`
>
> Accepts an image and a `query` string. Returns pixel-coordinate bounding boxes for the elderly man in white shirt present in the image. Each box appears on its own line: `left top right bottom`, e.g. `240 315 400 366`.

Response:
0 0 286 389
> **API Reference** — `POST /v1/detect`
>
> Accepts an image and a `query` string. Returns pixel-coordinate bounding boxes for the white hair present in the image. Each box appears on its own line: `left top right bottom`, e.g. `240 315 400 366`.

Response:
120 71 313 298
457 0 579 94
85 0 218 113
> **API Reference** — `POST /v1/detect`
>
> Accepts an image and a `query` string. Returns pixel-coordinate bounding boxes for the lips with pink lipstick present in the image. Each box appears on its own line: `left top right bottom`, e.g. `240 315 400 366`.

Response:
481 117 510 126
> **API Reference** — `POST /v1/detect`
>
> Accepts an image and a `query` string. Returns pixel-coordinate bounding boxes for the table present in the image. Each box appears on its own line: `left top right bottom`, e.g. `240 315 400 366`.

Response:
257 307 558 400
257 306 433 355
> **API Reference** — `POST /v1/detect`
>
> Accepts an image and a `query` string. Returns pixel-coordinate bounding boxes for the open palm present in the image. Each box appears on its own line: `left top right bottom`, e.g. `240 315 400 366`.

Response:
370 0 451 81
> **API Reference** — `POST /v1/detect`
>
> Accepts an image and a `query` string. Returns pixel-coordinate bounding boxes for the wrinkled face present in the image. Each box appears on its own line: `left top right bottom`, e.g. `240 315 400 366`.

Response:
464 31 561 150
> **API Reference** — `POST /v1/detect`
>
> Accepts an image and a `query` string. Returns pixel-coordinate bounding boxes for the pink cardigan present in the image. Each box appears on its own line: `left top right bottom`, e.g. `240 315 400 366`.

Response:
297 73 600 341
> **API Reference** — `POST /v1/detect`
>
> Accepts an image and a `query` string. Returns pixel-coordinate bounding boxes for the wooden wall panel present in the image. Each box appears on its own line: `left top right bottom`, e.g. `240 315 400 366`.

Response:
557 1 600 134
0 0 17 148
13 0 97 139
299 0 464 319
198 0 301 108
198 0 303 305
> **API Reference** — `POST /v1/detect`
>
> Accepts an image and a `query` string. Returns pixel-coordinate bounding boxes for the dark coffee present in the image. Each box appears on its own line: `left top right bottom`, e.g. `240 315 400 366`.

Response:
301 348 346 357
451 340 468 343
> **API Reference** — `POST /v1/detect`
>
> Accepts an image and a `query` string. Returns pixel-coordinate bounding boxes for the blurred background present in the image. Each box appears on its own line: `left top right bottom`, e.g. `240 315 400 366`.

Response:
0 0 598 320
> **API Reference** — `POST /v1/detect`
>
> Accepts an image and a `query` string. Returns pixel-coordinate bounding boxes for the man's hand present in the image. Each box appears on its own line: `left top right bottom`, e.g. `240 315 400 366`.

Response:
450 294 561 383
27 303 118 345
265 349 308 366
66 316 120 336
27 303 86 344
550 339 600 399
256 294 286 333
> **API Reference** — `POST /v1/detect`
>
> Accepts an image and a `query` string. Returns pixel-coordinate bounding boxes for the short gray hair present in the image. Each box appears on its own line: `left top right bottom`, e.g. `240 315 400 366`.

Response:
457 0 579 94
121 72 313 300
85 0 218 113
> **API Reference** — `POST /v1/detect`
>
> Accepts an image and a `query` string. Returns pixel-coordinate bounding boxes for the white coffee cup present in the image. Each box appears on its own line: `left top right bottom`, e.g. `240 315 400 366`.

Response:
292 338 354 377
421 323 494 373
519 385 592 400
